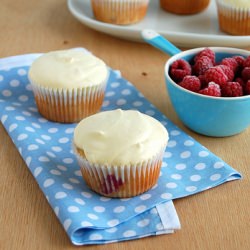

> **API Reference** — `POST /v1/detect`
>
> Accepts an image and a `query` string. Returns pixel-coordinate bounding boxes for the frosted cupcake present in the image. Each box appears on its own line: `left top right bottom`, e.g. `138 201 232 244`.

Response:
91 0 150 25
216 0 250 35
28 49 109 123
160 0 210 15
73 109 169 198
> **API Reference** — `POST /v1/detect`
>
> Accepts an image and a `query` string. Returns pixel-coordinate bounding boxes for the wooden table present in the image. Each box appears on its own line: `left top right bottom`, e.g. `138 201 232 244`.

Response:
0 1 249 249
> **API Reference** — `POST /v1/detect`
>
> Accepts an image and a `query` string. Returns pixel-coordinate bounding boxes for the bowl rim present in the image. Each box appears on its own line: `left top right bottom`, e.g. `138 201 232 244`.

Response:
165 47 250 101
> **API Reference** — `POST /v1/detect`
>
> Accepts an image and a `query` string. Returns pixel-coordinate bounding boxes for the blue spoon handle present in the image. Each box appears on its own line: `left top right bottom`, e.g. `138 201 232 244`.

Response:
141 29 181 56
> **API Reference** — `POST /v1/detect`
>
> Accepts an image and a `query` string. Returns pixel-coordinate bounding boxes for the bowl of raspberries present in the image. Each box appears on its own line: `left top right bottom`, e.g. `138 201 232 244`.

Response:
165 47 250 137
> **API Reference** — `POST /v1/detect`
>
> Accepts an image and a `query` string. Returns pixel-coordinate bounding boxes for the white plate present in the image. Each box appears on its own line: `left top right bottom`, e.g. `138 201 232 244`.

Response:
67 0 250 48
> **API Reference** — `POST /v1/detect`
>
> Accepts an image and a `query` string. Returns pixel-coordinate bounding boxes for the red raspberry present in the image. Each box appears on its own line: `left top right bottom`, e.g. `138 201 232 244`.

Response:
170 59 192 83
245 80 250 95
235 77 245 88
192 56 213 76
233 56 245 69
102 174 123 194
241 67 250 81
221 82 243 97
198 75 207 88
199 82 221 97
204 66 228 87
194 48 215 65
243 56 250 67
179 75 201 92
221 57 238 73
218 65 234 81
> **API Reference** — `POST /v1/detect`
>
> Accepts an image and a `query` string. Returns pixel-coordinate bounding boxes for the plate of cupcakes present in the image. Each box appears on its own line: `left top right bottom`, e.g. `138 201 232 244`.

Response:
67 0 250 48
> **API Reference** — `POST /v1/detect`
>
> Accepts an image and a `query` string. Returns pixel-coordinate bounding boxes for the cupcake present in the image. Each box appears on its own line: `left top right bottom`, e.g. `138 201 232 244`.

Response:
28 49 109 123
91 0 150 25
73 109 169 198
216 0 250 35
160 0 210 15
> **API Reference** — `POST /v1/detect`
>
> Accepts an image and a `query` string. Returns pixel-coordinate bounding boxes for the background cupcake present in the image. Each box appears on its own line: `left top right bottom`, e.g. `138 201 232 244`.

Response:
28 49 109 123
216 0 250 35
73 109 169 198
160 0 210 15
91 0 150 25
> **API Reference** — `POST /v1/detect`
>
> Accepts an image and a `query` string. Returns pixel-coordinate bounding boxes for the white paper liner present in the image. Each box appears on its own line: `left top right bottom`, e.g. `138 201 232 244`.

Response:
30 80 107 123
74 144 167 198
91 0 150 25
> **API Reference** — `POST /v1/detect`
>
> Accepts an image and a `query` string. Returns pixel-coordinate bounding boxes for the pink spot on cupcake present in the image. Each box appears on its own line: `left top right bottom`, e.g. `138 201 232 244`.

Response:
102 174 123 194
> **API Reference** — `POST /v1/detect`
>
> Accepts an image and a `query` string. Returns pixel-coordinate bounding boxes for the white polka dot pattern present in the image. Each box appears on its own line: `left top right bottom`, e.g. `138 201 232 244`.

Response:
0 55 241 245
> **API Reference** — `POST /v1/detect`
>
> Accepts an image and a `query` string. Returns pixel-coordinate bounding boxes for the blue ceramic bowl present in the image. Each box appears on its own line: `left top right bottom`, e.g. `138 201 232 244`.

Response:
165 47 250 137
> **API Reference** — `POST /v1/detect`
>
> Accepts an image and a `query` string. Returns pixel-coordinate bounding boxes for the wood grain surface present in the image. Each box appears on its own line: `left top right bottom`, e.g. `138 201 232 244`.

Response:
0 1 249 250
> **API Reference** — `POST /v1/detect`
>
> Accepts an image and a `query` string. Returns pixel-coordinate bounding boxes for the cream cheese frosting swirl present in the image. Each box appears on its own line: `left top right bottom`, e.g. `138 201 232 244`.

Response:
74 109 169 165
28 49 108 89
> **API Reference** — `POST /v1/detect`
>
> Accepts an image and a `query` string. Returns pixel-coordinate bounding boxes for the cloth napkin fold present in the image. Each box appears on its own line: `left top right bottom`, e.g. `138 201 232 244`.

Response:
0 51 241 245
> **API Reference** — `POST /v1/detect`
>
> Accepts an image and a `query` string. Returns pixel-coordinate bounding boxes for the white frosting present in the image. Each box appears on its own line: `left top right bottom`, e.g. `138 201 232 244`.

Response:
74 109 169 165
28 49 108 89
221 0 250 8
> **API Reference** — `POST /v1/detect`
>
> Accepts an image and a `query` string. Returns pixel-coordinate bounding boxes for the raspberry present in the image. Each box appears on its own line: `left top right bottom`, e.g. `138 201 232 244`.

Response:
241 67 250 81
233 56 245 69
194 48 215 65
221 82 243 97
221 57 238 73
101 174 123 194
218 65 234 81
171 52 250 98
235 77 245 88
243 56 250 67
199 82 221 97
245 80 250 95
204 66 228 87
198 74 207 88
192 56 213 76
179 75 201 92
170 59 192 82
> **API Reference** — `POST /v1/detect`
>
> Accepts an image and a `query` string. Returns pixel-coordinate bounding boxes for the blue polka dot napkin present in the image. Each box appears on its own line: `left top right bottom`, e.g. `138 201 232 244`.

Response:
0 51 241 245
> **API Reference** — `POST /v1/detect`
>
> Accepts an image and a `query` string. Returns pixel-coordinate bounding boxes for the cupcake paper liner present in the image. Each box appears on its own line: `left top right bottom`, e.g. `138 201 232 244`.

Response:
30 80 107 123
91 0 150 25
74 145 166 198
216 0 250 35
